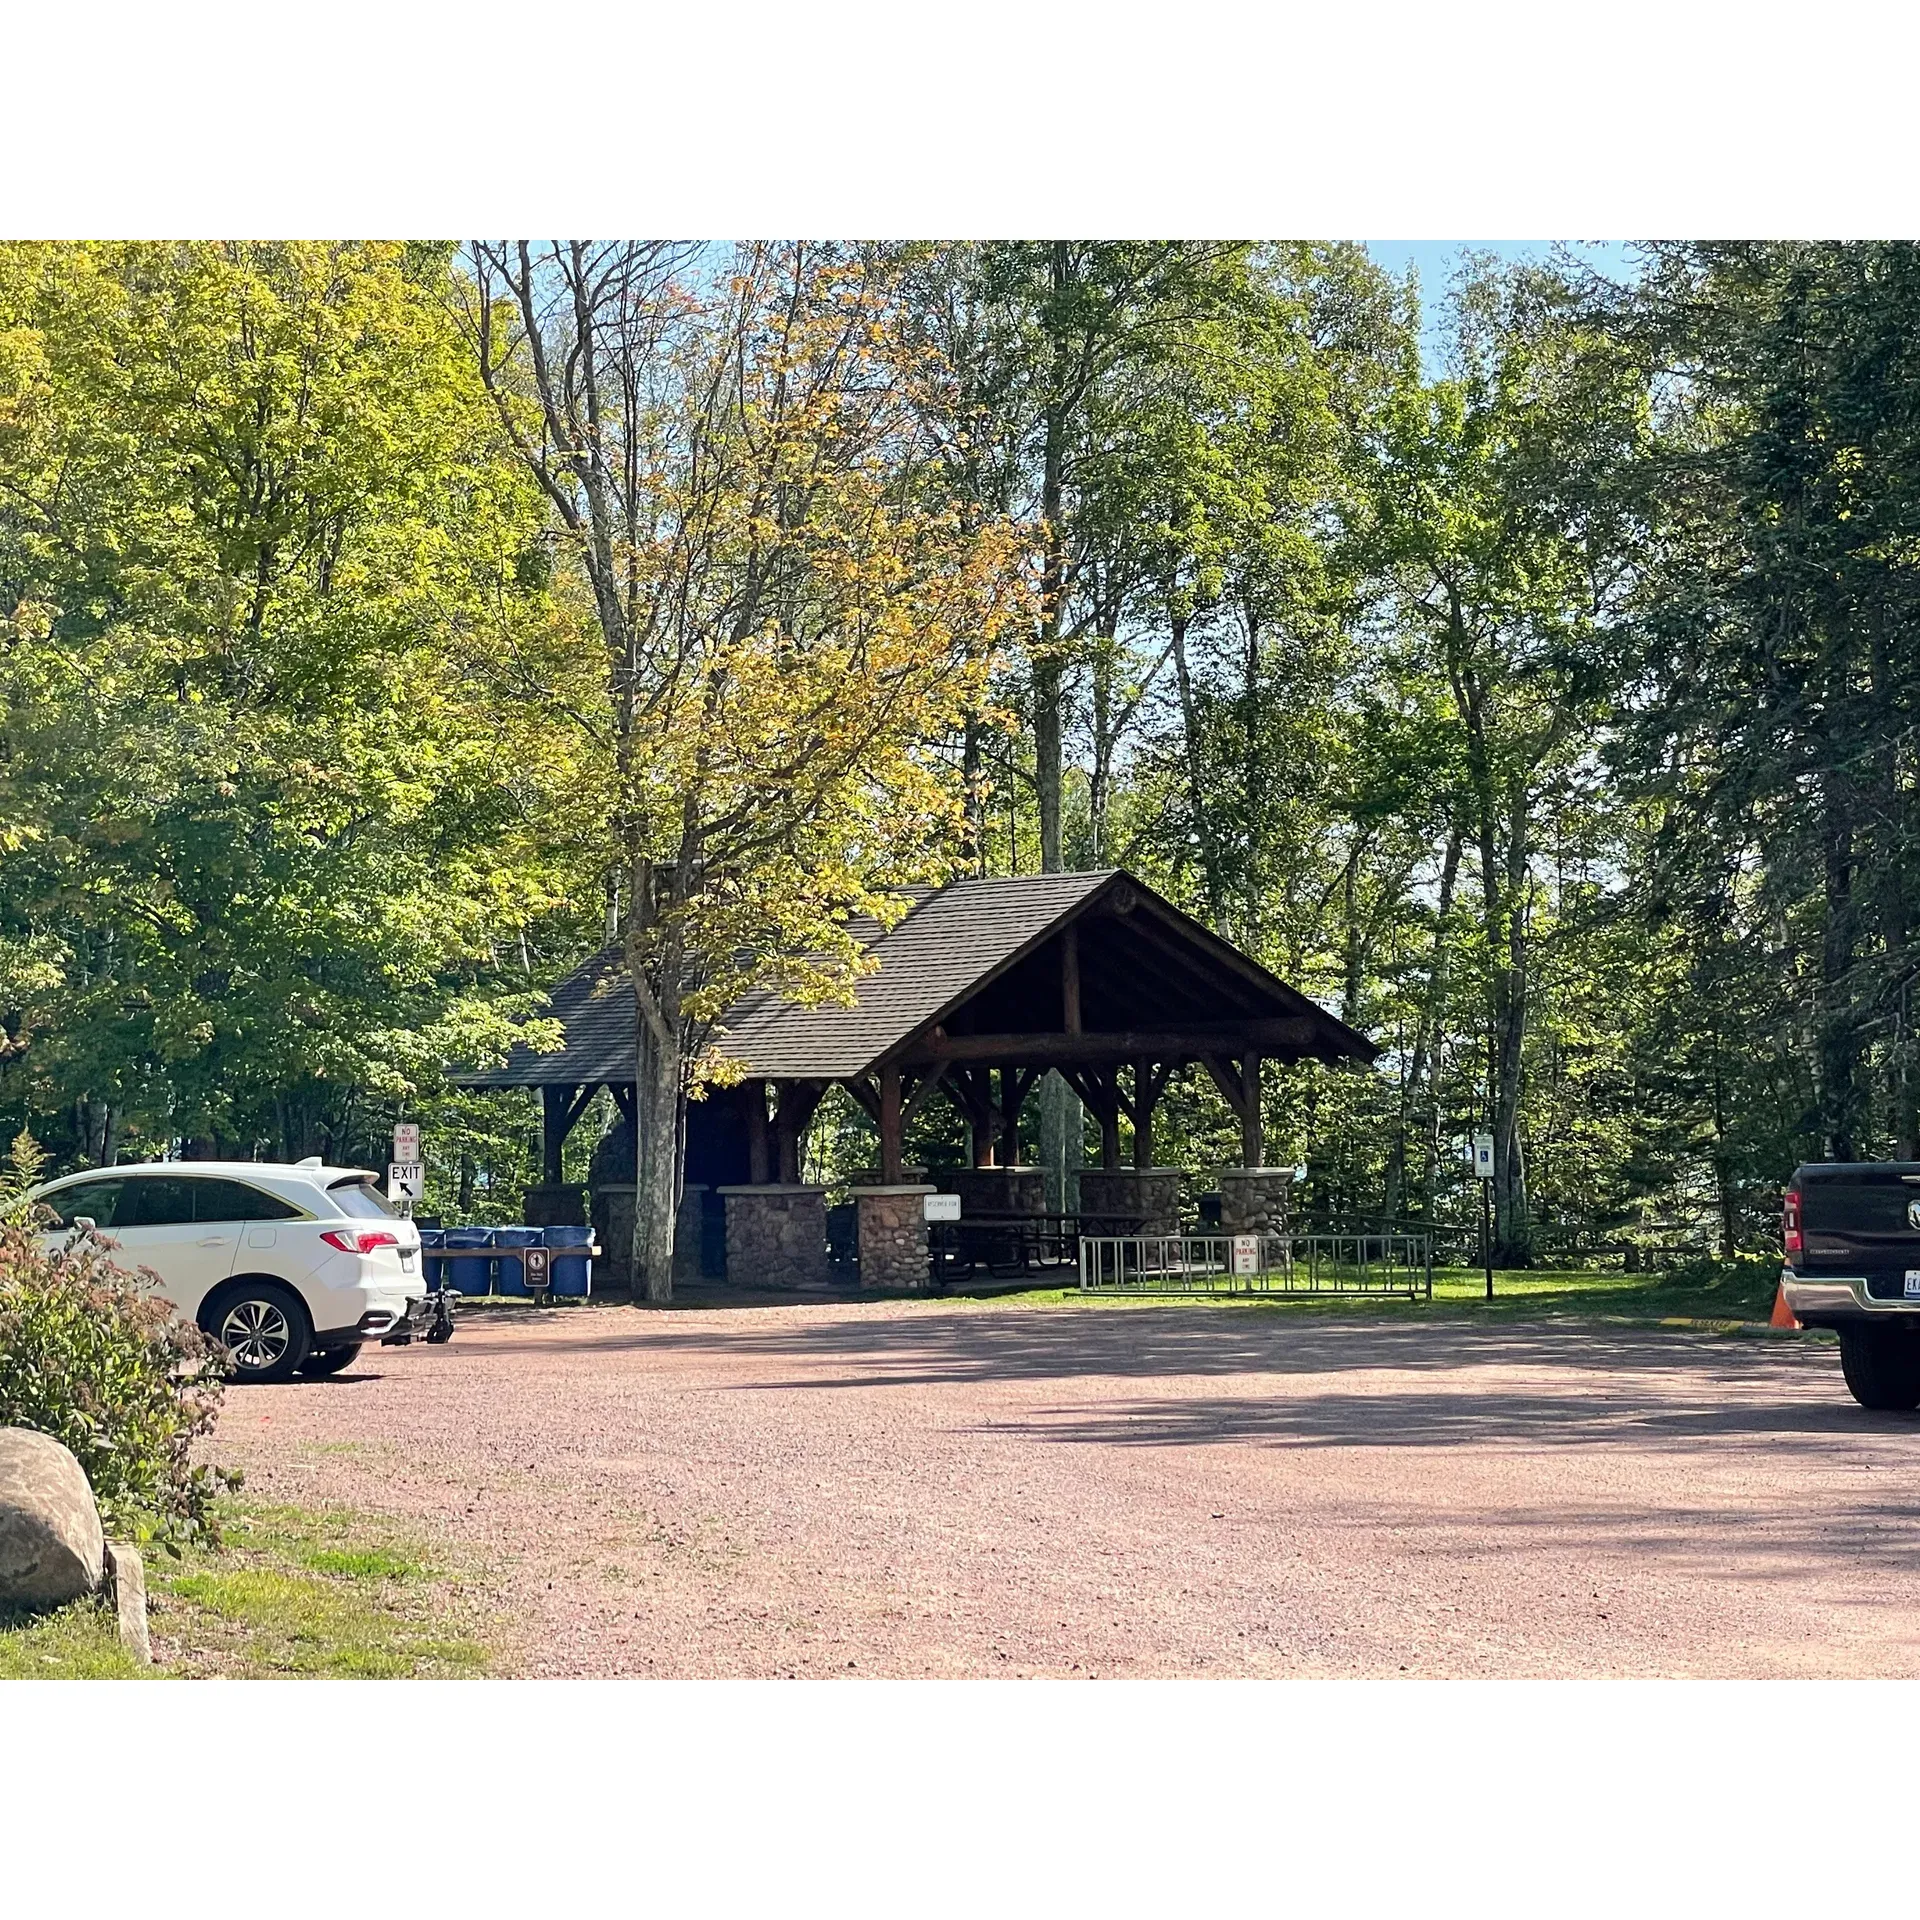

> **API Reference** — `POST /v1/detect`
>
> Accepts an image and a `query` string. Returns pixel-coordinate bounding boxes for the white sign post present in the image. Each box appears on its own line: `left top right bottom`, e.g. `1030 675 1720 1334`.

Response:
393 1122 420 1164
1472 1130 1495 1298
389 1161 424 1203
1230 1233 1260 1277
922 1193 961 1224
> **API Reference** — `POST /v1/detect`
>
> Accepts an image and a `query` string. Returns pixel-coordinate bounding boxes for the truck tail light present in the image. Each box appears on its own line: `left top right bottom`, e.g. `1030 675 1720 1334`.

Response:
320 1228 400 1255
1782 1190 1802 1256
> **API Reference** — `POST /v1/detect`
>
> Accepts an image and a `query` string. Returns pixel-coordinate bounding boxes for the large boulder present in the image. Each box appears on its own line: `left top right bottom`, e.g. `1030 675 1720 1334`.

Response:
0 1428 105 1611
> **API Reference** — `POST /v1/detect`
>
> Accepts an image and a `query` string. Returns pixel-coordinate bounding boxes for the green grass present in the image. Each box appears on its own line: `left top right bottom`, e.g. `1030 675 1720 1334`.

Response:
151 1503 491 1678
945 1255 1789 1330
0 1600 153 1679
1 1500 495 1681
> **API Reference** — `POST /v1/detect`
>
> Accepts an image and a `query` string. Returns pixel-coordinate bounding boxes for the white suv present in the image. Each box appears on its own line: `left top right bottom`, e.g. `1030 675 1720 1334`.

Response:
33 1159 432 1383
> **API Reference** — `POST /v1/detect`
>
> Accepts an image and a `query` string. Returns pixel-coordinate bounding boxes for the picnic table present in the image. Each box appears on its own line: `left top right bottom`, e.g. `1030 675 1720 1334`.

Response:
929 1210 1149 1282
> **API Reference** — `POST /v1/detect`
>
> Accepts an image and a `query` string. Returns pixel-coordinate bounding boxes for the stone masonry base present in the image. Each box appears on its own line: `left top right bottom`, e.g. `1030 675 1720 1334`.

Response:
719 1186 830 1289
855 1185 935 1289
1075 1167 1185 1236
1214 1167 1294 1235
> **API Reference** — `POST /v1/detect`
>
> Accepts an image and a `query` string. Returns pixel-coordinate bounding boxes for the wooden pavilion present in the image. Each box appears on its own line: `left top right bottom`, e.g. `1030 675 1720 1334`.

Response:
456 869 1375 1287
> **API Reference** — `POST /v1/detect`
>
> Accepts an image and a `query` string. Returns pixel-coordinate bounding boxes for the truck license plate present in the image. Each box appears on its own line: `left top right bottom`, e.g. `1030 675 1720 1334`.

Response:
1905 1270 1920 1299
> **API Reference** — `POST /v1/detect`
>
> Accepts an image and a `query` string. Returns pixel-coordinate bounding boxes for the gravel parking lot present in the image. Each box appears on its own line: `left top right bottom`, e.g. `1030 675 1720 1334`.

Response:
215 1297 1920 1678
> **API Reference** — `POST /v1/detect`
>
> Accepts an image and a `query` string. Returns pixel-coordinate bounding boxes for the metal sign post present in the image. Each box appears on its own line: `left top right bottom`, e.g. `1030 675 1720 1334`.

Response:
1473 1131 1495 1299
391 1123 422 1219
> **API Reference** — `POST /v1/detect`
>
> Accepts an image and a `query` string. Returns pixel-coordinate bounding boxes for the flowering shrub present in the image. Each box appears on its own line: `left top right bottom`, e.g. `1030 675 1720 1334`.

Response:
0 1136 238 1548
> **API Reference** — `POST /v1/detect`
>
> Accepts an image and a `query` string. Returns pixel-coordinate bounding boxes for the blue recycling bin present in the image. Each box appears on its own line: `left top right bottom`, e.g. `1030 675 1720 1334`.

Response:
442 1226 495 1296
544 1224 592 1298
416 1226 446 1291
494 1225 544 1296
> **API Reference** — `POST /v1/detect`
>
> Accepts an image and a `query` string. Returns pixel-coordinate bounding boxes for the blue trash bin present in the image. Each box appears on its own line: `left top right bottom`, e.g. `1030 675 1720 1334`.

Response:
417 1226 445 1291
442 1226 494 1296
544 1224 592 1298
494 1225 544 1296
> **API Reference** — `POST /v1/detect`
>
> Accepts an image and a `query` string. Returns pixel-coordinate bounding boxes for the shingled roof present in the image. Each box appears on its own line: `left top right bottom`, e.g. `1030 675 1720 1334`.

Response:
453 869 1373 1088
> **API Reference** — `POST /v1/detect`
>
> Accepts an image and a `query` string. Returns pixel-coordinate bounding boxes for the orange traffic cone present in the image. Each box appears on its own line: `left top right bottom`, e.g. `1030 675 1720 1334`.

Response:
1770 1283 1800 1330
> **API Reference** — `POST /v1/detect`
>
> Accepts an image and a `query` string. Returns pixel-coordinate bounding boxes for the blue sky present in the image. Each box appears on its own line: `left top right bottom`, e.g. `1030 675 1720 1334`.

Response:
1363 241 1638 369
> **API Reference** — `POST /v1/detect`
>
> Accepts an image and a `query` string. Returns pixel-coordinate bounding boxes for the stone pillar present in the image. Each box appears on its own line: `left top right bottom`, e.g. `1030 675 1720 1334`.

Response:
938 1166 1047 1217
672 1184 708 1282
719 1185 830 1289
855 1184 935 1289
523 1182 587 1228
1075 1167 1185 1236
1215 1167 1294 1236
591 1182 636 1291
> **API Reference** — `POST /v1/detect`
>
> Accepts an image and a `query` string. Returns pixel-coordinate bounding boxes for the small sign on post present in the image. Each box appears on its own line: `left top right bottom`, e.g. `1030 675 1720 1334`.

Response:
1231 1233 1260 1276
1472 1130 1495 1300
523 1244 552 1298
389 1162 424 1202
393 1122 420 1163
923 1193 961 1223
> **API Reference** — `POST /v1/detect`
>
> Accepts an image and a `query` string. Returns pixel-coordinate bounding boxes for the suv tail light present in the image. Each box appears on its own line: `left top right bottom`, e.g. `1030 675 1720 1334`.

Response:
320 1228 400 1255
1782 1190 1802 1256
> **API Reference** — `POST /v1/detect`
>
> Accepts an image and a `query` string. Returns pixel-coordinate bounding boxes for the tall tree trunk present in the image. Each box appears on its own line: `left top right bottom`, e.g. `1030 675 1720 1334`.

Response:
1406 827 1464 1219
1818 772 1859 1160
626 852 688 1304
1034 241 1070 877
1171 610 1224 921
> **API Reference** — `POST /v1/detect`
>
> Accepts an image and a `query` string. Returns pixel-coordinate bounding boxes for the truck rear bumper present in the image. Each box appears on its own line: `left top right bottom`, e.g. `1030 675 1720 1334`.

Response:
1781 1272 1920 1327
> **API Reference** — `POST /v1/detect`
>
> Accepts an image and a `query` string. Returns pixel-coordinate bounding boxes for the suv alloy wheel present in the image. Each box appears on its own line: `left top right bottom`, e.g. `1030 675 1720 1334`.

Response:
205 1282 312 1385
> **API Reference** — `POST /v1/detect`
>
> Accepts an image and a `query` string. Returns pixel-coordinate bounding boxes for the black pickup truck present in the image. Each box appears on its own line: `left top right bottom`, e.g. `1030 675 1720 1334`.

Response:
1781 1162 1920 1409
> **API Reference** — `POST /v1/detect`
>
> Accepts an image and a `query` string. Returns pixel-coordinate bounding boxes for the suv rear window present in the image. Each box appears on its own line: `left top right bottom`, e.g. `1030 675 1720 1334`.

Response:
329 1177 399 1219
189 1179 304 1223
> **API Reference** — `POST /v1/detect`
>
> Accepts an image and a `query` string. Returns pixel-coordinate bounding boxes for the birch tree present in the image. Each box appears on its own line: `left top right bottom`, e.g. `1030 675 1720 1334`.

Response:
464 242 1021 1300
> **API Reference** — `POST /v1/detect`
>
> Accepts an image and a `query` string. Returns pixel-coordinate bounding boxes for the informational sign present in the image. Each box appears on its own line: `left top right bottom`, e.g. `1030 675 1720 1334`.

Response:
389 1161 424 1201
523 1245 552 1292
1472 1132 1495 1179
393 1122 420 1164
923 1193 962 1223
1231 1234 1260 1276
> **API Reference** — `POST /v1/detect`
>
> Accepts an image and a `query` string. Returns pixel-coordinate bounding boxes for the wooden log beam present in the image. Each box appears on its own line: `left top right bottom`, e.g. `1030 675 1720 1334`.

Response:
900 1019 1319 1066
900 1060 951 1127
1062 1066 1124 1170
1131 1058 1169 1169
879 1062 903 1183
741 1080 771 1185
540 1083 579 1184
1061 921 1082 1034
773 1079 827 1184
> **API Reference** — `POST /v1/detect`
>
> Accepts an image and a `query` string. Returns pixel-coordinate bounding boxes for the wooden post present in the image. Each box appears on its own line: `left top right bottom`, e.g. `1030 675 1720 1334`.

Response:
774 1082 800 1184
1061 921 1082 1033
1132 1059 1154 1169
541 1084 575 1184
999 1067 1022 1165
879 1062 904 1183
743 1081 771 1185
1241 1052 1263 1168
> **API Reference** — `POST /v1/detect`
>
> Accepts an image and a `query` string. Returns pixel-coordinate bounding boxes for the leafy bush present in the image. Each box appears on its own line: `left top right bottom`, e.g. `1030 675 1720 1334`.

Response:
0 1135 238 1547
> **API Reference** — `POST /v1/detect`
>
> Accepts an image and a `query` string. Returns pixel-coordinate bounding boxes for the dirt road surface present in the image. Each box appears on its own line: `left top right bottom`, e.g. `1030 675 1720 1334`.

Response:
214 1299 1920 1677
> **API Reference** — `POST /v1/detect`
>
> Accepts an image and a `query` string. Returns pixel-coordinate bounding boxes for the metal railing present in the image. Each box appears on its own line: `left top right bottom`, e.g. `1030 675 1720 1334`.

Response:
1078 1230 1432 1300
